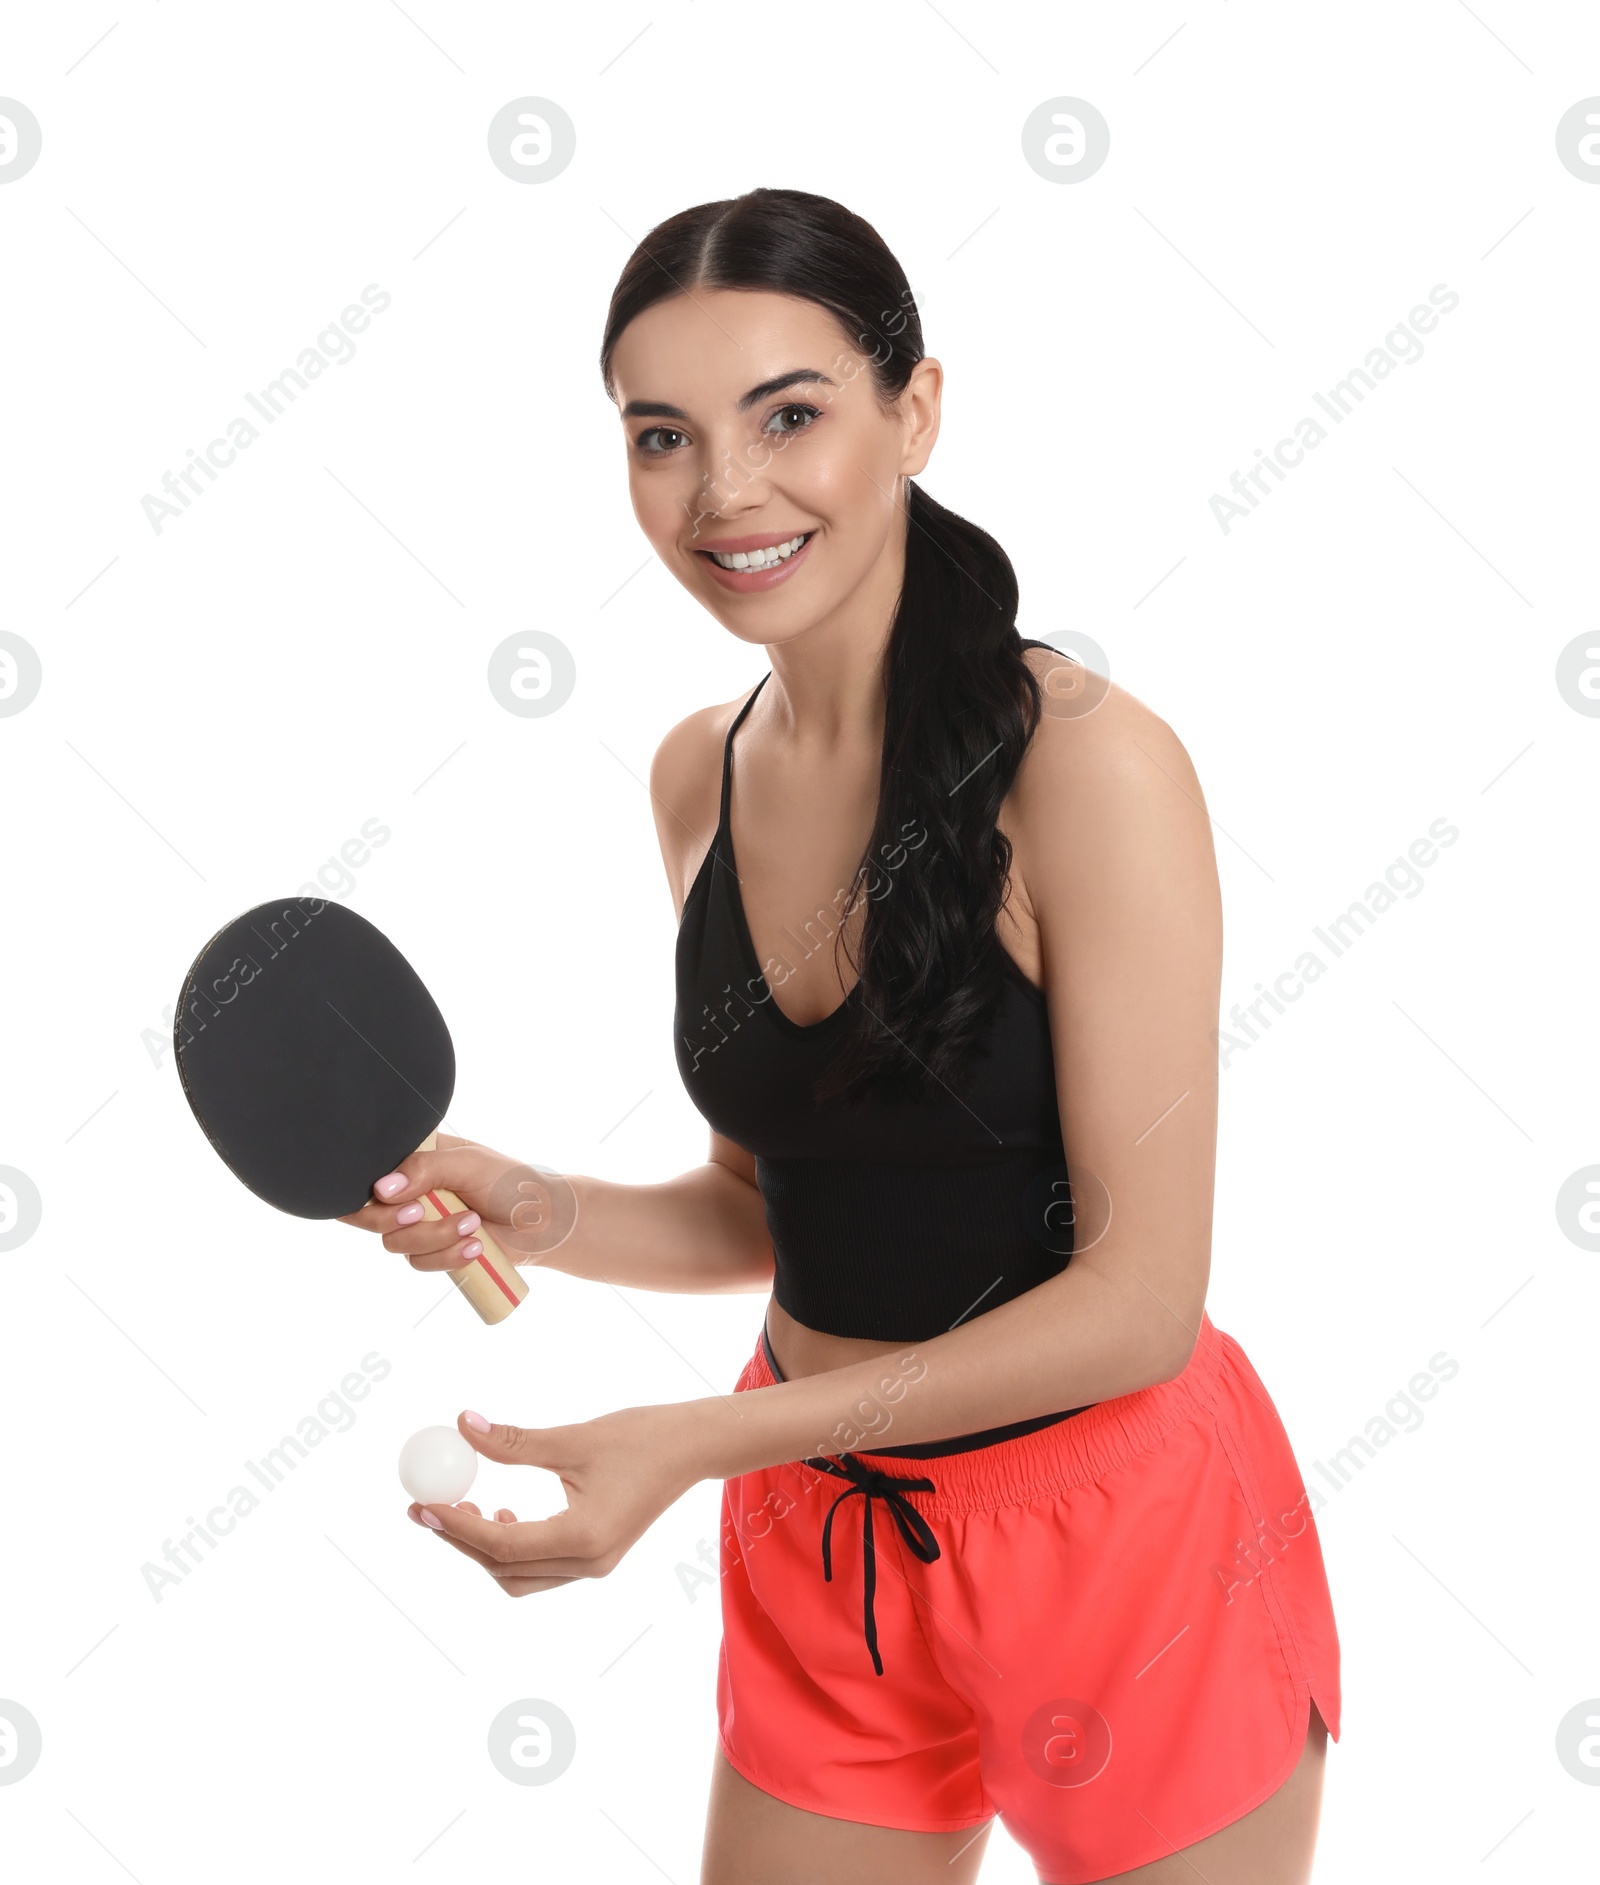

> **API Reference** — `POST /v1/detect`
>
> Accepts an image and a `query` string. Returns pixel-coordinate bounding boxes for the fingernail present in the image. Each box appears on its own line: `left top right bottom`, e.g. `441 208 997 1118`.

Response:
395 1203 424 1226
374 1173 407 1200
419 1509 444 1529
460 1239 483 1260
456 1213 480 1236
463 1409 490 1432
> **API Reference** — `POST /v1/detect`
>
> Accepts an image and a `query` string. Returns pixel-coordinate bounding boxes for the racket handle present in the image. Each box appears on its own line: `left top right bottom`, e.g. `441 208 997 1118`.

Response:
412 1132 529 1325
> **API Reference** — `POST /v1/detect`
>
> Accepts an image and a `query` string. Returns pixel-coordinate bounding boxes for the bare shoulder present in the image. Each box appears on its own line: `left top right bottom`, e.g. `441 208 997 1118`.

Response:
647 690 747 919
1015 644 1203 802
1009 645 1218 919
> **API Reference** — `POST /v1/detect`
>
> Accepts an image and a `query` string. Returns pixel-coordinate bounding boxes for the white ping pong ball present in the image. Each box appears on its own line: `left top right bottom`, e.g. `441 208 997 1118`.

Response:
399 1426 479 1505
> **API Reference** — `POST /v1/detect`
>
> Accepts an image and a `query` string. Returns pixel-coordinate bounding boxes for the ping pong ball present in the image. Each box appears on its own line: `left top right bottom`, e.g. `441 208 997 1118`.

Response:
399 1426 479 1506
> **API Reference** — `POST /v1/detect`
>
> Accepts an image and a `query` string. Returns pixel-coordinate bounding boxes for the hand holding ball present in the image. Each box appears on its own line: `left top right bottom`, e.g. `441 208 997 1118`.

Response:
399 1426 479 1506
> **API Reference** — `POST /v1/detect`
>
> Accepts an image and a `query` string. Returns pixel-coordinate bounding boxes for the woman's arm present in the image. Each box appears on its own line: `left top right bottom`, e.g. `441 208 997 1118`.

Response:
462 1129 777 1292
675 667 1224 1470
337 1131 775 1291
413 672 1225 1587
553 1139 774 1292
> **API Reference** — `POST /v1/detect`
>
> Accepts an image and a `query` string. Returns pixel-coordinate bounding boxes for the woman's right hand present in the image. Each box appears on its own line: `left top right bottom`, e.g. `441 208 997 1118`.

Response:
337 1133 577 1272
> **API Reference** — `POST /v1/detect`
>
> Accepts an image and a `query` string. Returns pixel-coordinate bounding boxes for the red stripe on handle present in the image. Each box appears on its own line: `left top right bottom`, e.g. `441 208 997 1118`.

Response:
425 1190 522 1308
475 1254 522 1307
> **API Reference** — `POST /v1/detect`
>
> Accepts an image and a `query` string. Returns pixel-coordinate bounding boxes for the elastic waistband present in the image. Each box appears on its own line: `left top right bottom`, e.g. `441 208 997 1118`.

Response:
741 1313 1230 1521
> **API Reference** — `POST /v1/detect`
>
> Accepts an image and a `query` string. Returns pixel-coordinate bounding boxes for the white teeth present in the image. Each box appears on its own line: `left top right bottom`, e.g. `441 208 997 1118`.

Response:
711 533 808 570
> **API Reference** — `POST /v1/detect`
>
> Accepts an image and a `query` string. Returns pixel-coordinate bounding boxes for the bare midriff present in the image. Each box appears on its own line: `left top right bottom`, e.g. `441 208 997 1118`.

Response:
762 1297 913 1382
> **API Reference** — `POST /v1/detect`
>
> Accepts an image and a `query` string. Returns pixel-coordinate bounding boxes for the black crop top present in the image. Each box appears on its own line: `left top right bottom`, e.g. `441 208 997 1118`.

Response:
674 669 1073 1342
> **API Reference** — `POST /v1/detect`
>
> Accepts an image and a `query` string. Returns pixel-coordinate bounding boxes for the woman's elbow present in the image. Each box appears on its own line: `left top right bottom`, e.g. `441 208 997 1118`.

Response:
1125 1306 1202 1391
1153 1323 1200 1385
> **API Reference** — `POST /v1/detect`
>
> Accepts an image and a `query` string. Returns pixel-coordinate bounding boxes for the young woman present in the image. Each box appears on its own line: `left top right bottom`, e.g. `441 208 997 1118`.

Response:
343 188 1341 1884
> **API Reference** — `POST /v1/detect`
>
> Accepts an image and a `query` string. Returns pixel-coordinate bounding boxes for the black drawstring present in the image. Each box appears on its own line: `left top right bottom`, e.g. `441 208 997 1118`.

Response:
804 1453 941 1675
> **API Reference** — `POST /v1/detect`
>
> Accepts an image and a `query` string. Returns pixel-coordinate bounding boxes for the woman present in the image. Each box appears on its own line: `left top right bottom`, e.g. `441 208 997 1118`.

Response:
343 187 1341 1884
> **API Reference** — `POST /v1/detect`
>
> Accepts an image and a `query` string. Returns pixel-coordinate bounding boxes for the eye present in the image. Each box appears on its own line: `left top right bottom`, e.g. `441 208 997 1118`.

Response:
635 426 688 456
766 401 821 437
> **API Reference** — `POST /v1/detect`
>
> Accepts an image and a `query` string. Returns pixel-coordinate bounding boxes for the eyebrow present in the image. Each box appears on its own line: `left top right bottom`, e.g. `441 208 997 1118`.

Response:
620 368 837 424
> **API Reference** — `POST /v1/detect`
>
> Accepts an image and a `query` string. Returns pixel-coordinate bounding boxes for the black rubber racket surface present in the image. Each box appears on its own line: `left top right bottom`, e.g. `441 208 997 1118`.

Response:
174 898 455 1218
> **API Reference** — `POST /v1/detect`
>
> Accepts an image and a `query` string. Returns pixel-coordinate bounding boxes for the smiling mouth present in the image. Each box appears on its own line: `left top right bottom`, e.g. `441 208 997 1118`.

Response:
696 531 814 572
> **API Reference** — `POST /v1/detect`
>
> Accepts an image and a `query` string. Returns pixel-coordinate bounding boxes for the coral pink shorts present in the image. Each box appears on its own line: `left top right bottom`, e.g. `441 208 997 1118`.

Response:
715 1313 1341 1884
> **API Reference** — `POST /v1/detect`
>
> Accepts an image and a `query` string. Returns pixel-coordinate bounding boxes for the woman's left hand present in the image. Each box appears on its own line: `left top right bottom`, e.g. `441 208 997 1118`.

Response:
406 1404 709 1596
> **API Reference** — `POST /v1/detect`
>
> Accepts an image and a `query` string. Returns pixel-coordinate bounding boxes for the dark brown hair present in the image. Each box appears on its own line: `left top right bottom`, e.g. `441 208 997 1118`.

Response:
601 187 1044 1103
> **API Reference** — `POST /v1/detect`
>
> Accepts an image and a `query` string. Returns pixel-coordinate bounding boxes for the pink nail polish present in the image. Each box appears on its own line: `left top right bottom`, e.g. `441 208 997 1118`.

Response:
374 1173 407 1200
419 1509 444 1529
456 1213 480 1236
463 1410 490 1432
460 1239 483 1260
395 1203 424 1226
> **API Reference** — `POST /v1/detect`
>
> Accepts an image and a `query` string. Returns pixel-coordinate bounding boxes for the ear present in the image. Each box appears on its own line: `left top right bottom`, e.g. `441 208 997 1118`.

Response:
900 355 943 479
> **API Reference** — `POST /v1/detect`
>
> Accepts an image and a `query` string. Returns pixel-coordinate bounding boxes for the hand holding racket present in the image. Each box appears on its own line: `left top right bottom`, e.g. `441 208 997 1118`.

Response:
175 898 531 1325
337 1132 575 1286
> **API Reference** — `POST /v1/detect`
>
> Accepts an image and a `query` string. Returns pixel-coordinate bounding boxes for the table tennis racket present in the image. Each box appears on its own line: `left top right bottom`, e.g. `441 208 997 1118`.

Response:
173 896 528 1325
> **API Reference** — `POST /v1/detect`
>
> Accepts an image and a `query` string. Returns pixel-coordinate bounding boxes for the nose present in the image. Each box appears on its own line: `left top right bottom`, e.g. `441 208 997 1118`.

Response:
684 453 773 539
695 411 786 509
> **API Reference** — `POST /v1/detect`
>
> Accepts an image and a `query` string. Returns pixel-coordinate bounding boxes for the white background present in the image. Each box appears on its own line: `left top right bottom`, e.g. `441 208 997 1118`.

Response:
2 2 1597 1878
